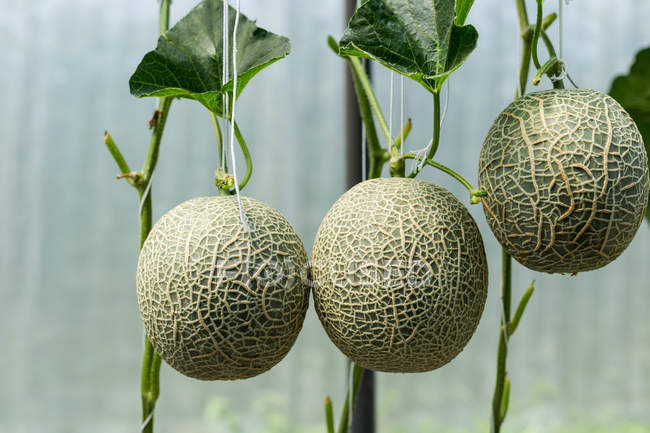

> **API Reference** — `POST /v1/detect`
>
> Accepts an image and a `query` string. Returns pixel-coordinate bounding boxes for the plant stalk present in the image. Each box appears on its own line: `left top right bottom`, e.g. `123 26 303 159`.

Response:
427 91 442 161
348 57 391 144
346 56 387 179
325 397 335 433
491 250 512 433
139 1 173 432
403 153 484 201
233 122 252 190
531 0 543 69
408 91 441 178
490 2 534 431
210 112 227 172
141 98 173 185
337 363 364 433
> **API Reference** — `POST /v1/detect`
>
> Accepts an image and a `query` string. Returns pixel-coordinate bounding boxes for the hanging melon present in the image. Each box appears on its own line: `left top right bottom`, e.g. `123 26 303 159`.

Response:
136 196 309 380
479 89 648 274
311 178 488 373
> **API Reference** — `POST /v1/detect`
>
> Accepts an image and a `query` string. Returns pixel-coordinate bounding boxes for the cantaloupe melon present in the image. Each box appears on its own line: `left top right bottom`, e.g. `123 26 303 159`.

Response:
479 89 648 274
311 178 488 373
136 196 309 380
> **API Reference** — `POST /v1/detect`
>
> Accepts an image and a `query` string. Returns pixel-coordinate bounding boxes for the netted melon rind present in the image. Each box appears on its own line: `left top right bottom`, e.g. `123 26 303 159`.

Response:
311 178 488 373
479 89 649 274
136 196 309 380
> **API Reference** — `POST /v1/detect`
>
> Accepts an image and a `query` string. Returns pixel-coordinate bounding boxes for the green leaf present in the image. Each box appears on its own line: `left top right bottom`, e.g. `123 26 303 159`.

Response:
129 0 291 116
455 0 476 25
339 0 478 94
610 47 650 222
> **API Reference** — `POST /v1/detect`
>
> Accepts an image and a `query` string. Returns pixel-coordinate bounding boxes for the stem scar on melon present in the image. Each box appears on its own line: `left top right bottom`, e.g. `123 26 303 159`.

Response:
478 89 649 274
136 196 310 380
311 178 489 373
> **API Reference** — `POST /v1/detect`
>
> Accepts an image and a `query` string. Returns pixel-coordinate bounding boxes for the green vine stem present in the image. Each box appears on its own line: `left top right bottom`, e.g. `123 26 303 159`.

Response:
348 56 391 143
491 248 512 433
427 91 442 161
322 363 364 433
139 96 173 247
104 1 173 432
392 118 412 151
403 153 485 203
531 0 543 69
210 117 251 194
328 36 387 178
518 12 556 98
210 112 226 172
407 91 441 178
233 121 252 190
325 397 335 433
210 113 233 195
507 281 535 335
352 66 386 178
103 132 135 186
490 1 542 431
530 1 565 88
336 363 365 433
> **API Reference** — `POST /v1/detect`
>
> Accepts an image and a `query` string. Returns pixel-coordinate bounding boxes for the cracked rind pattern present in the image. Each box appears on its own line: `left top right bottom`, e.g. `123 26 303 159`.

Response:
136 196 309 380
311 178 488 373
479 89 649 274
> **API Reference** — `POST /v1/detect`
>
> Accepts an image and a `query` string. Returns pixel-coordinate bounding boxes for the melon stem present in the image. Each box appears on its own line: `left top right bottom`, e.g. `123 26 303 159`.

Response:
407 91 442 178
426 91 442 161
210 112 227 173
403 153 485 202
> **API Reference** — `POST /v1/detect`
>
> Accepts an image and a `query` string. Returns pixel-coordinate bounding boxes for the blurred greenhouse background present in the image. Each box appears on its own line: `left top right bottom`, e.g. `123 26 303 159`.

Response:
1 0 649 432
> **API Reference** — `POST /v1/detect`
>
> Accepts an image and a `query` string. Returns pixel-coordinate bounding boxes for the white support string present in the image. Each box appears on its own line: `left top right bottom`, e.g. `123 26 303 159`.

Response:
138 171 155 223
359 0 365 181
554 0 579 89
353 0 364 424
389 71 394 145
400 76 404 155
221 0 230 170
361 122 367 181
500 296 509 349
140 406 155 432
516 16 524 99
413 79 450 174
228 0 249 232
558 0 563 60
440 78 450 127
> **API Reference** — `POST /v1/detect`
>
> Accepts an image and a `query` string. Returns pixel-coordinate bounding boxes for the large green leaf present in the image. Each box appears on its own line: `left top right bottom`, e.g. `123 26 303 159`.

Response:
339 0 478 94
129 0 291 115
610 47 650 222
455 0 476 25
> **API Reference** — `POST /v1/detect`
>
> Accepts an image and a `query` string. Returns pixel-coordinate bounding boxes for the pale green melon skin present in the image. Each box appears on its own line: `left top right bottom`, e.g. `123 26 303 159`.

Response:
311 178 488 373
479 89 649 274
136 196 309 381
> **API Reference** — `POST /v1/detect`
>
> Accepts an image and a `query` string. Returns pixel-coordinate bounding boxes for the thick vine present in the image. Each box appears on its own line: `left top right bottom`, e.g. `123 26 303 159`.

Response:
104 1 173 432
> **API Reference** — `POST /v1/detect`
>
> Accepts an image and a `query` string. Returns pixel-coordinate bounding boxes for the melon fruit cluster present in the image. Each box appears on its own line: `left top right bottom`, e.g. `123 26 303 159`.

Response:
311 178 489 373
135 87 649 381
479 89 648 274
136 196 309 380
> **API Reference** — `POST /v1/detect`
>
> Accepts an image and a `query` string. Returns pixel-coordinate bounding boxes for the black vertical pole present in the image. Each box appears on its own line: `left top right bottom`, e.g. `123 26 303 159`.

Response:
345 1 375 432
